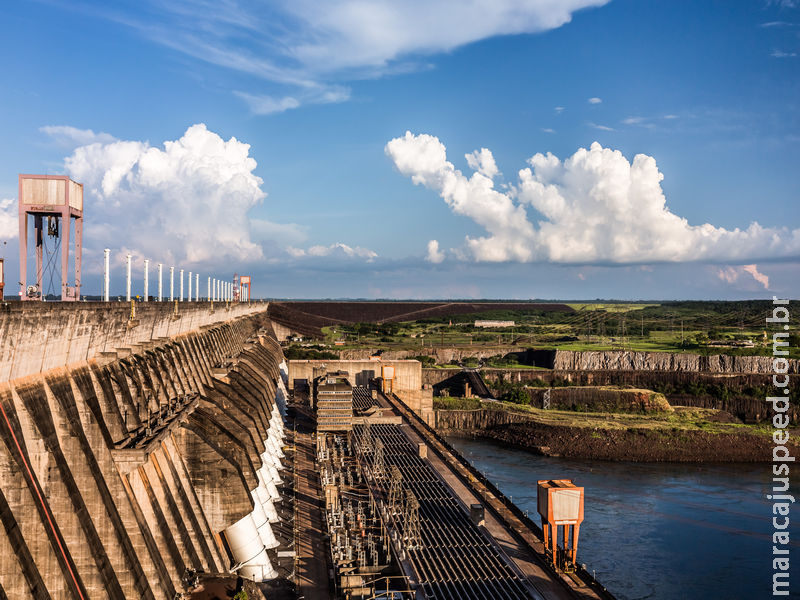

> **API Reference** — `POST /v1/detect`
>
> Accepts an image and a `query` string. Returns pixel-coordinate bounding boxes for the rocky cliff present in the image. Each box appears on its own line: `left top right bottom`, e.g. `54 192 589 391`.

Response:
551 349 798 374
523 386 673 413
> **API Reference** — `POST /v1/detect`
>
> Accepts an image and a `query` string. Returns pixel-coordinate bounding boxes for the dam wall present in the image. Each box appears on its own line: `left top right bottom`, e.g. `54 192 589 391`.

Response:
0 300 268 382
0 305 290 598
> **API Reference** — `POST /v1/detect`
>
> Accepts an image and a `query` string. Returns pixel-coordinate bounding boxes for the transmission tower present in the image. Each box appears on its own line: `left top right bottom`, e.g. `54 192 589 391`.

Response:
373 438 385 479
388 466 403 516
402 490 421 548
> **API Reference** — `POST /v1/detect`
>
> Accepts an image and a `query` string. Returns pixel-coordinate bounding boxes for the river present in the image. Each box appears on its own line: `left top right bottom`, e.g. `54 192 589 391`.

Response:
446 435 800 600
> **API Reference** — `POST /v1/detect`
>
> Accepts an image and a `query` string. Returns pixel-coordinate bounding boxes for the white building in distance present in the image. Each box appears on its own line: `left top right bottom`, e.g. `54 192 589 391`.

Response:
474 320 515 328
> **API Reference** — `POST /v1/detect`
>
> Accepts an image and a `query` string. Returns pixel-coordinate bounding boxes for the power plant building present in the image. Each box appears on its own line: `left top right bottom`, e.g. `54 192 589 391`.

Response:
315 371 354 431
475 319 515 328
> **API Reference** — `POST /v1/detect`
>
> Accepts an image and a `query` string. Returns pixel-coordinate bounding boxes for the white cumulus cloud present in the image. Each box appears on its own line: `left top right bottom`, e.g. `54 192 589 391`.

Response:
465 148 499 179
588 97 602 104
59 123 373 270
426 239 445 263
0 198 16 240
386 132 536 262
65 123 266 266
385 131 800 264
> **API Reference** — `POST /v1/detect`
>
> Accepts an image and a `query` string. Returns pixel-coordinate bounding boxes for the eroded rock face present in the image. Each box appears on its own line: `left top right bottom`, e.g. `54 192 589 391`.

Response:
524 386 673 413
551 350 798 374
345 346 796 375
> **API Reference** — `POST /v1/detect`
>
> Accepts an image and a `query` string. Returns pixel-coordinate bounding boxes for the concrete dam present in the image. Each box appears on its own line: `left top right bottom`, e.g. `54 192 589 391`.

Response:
0 302 291 598
0 301 617 600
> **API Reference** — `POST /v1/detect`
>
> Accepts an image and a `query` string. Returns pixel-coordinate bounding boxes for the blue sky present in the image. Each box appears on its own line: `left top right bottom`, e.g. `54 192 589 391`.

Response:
0 0 798 299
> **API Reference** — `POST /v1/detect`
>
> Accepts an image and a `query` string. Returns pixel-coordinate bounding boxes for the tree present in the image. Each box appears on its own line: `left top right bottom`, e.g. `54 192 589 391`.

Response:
503 387 529 405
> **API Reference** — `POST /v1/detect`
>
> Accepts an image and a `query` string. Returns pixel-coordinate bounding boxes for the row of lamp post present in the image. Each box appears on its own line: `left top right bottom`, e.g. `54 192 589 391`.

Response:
102 249 238 303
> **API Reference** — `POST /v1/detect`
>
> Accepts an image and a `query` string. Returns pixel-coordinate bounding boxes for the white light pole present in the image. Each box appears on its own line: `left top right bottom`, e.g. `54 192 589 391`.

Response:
207 277 211 301
126 254 132 301
179 269 184 302
188 271 192 303
158 263 163 302
169 267 174 301
143 259 149 302
103 249 110 302
195 273 199 301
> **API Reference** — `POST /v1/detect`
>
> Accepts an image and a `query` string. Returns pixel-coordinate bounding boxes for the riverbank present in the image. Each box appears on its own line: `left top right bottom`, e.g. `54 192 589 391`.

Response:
434 403 797 462
445 436 790 600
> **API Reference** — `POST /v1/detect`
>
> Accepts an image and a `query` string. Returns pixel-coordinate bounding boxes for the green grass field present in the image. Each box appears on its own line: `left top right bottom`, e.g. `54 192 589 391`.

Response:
296 300 799 360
